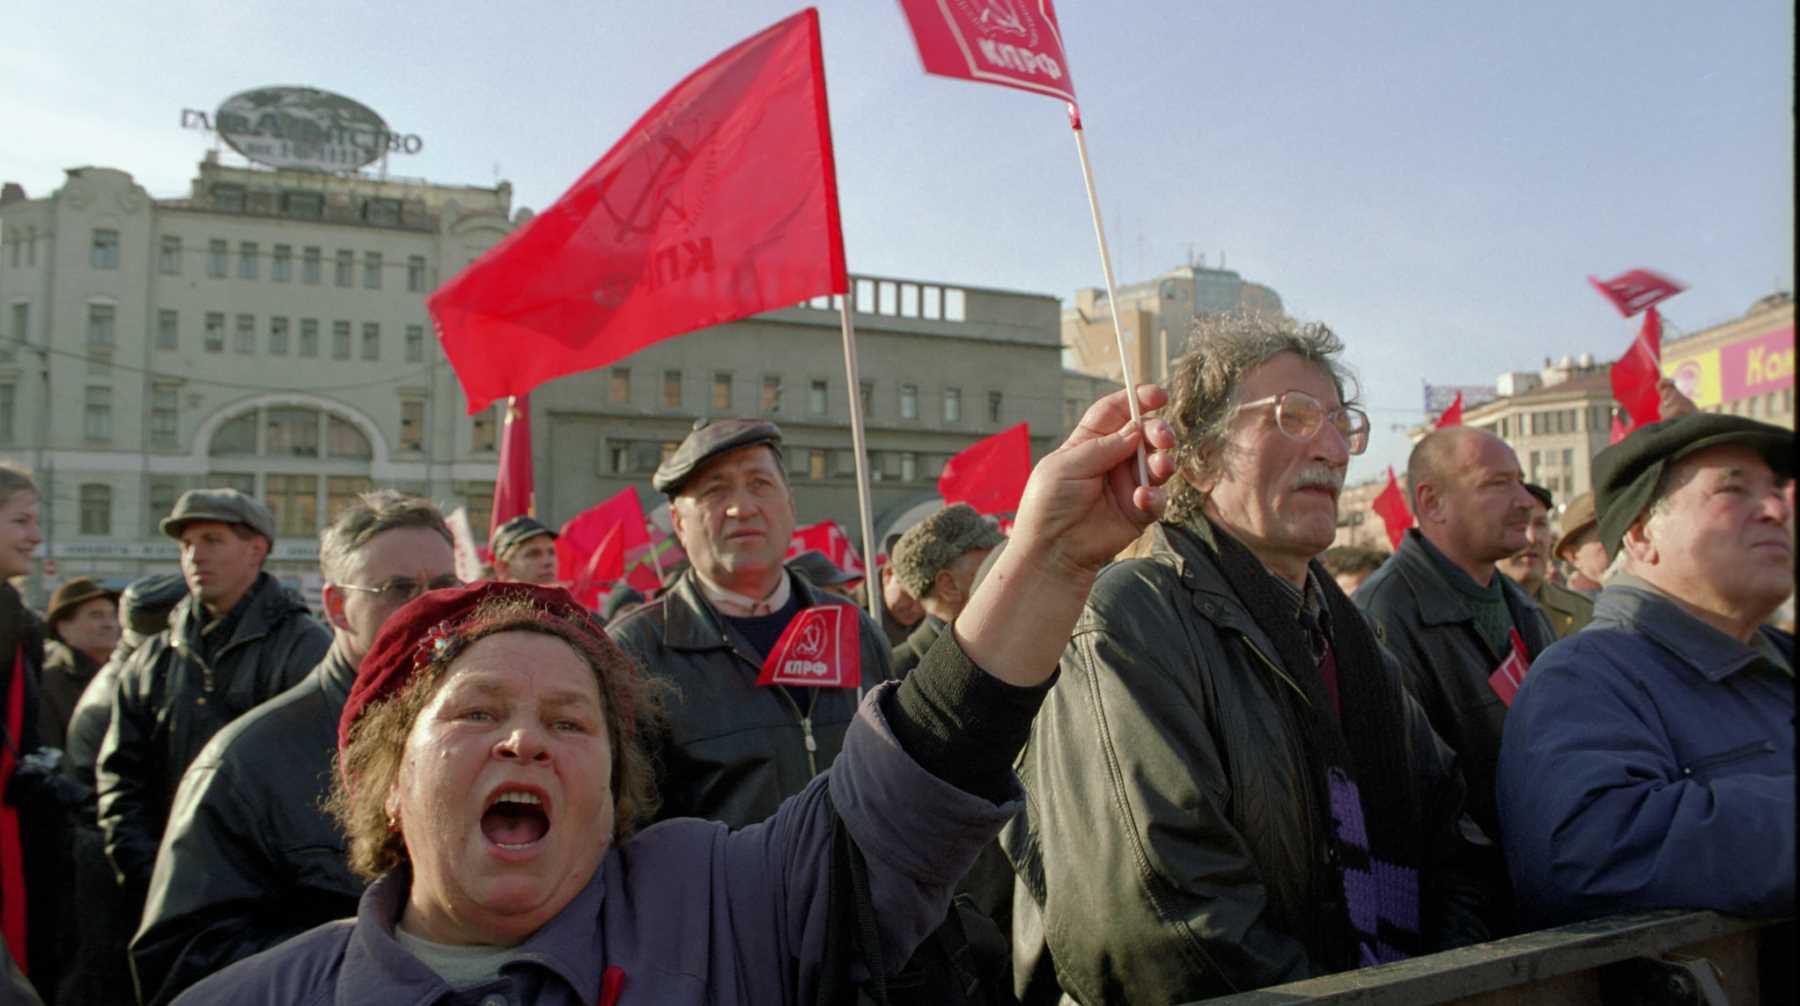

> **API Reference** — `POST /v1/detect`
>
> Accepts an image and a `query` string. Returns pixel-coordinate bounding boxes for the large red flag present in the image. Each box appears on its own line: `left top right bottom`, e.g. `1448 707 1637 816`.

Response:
488 395 533 546
1372 466 1414 550
557 487 652 585
430 9 848 413
939 423 1031 516
1433 390 1464 429
1588 269 1684 318
1610 307 1663 435
896 0 1078 108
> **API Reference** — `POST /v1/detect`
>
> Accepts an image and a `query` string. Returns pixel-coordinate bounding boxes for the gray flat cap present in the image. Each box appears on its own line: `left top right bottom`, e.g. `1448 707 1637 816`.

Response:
890 504 1006 599
491 515 557 560
160 488 275 541
653 418 783 496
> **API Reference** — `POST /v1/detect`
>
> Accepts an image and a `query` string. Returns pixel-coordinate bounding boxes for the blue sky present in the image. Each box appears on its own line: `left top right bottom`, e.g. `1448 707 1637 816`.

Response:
3 0 1791 481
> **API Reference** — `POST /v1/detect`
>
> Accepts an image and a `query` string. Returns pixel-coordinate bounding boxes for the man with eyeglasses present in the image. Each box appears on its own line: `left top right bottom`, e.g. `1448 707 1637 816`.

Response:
130 491 458 1005
1006 315 1487 1004
1352 426 1555 935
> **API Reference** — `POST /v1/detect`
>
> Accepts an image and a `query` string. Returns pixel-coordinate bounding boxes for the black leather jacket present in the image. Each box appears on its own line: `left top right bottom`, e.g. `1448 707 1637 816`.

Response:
130 646 362 1006
96 574 331 888
1005 521 1487 1005
608 569 893 828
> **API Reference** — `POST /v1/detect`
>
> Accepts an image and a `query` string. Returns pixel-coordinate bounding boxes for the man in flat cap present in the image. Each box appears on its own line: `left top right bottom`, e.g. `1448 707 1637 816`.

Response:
38 577 120 750
1551 491 1608 600
489 515 558 584
96 489 330 912
785 549 861 600
888 504 1004 677
607 418 893 829
1495 483 1593 640
1498 414 1794 927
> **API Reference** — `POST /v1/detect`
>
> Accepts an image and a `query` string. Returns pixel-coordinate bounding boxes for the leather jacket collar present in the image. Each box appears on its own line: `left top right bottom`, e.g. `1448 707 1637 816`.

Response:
658 569 832 654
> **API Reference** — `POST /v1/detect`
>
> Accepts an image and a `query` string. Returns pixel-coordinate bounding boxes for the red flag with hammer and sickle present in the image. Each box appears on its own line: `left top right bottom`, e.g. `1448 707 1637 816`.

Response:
756 604 861 689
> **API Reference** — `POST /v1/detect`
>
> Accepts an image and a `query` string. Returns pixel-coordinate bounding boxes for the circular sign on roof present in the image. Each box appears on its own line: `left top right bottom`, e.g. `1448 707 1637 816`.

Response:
213 86 419 173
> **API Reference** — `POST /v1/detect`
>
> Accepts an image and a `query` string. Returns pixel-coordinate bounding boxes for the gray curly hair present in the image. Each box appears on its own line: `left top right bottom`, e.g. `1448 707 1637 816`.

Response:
1163 313 1358 524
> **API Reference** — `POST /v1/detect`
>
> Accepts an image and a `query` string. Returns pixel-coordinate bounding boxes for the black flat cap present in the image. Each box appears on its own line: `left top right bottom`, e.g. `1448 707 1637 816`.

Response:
787 549 860 587
491 515 556 560
652 418 783 496
1593 413 1791 560
120 573 188 636
1522 482 1554 511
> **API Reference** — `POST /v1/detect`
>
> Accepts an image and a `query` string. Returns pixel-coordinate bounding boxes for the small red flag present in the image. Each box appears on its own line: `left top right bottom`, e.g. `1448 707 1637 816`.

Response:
1433 390 1464 429
571 524 625 609
1486 629 1533 707
430 9 848 413
785 520 866 578
557 487 652 585
488 395 533 546
1372 466 1414 550
939 423 1031 516
1610 307 1663 436
1588 269 1685 318
896 0 1078 108
755 604 861 689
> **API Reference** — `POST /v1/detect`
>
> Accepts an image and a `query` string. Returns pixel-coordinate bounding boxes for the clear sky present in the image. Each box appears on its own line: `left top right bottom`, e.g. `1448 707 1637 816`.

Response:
4 0 1792 482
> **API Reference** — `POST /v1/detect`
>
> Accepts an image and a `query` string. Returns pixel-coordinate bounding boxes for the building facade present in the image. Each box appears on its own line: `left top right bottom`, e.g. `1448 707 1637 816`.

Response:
1061 260 1284 384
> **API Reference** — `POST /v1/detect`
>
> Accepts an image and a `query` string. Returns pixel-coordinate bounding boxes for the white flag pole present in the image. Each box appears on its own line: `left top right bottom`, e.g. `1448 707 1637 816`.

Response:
837 296 886 626
1070 112 1150 486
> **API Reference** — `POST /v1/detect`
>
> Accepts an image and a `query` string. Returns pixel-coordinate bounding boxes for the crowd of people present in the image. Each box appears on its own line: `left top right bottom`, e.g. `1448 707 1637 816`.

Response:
0 311 1791 1005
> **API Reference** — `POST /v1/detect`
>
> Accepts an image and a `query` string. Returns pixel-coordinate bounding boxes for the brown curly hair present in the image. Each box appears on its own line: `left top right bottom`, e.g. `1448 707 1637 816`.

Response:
327 593 668 879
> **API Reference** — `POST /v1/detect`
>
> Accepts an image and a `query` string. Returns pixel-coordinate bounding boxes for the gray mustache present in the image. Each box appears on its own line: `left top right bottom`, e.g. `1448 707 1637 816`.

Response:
1293 465 1344 494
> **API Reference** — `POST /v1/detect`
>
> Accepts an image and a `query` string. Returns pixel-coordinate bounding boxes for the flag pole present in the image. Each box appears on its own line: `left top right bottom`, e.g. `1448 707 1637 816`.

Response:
643 525 668 587
1069 111 1151 486
836 297 886 625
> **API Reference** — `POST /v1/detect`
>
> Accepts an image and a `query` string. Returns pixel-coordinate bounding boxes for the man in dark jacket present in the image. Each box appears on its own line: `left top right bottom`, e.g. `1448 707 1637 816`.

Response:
1496 483 1593 640
129 491 458 1005
1353 427 1554 933
1500 415 1793 927
95 489 331 906
38 577 119 751
608 418 893 828
1007 316 1487 1005
888 504 1004 678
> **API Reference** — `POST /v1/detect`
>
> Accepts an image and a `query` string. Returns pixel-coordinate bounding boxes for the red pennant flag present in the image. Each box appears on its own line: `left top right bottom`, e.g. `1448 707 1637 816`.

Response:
1609 410 1629 445
1433 390 1464 429
430 10 848 413
939 423 1032 516
1588 269 1685 318
755 604 861 689
1486 628 1533 707
557 487 652 584
785 520 866 578
896 0 1078 108
1371 466 1414 550
1610 307 1664 436
489 395 533 545
570 524 625 609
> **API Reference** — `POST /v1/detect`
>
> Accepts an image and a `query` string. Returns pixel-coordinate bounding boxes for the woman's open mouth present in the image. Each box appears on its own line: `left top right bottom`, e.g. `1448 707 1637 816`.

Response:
481 787 552 850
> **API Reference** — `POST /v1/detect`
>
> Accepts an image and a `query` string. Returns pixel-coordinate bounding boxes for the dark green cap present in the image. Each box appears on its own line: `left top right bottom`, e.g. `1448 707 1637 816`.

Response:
1592 413 1791 560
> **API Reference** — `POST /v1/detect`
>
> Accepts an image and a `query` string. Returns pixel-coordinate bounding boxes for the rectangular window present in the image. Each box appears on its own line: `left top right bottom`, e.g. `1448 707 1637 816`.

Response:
147 480 179 535
944 387 961 423
150 387 178 448
400 399 426 451
900 384 919 420
662 369 682 409
988 391 1003 424
235 313 255 354
363 199 402 226
609 368 631 404
303 246 322 284
332 322 352 359
1561 447 1574 468
1528 450 1541 476
84 386 112 442
265 473 319 537
269 317 289 356
156 309 178 350
809 448 828 480
472 405 497 452
0 384 13 443
900 452 917 482
299 319 319 358
9 303 27 353
407 255 427 292
79 484 111 535
860 380 874 418
335 250 354 287
91 229 120 269
238 241 259 279
265 407 319 456
711 372 733 411
364 252 382 289
361 322 380 361
809 379 828 416
159 235 182 275
212 184 246 212
204 312 225 353
405 324 424 363
207 239 227 277
271 244 291 282
283 191 323 220
327 476 375 523
761 376 782 414
87 303 115 348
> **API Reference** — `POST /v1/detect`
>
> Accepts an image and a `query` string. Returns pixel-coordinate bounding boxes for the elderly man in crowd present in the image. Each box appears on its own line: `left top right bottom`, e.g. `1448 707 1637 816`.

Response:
1321 545 1387 597
489 515 558 584
608 418 892 828
877 530 926 647
888 504 1005 677
1354 426 1555 934
1553 491 1608 599
130 491 459 1006
1007 316 1485 1005
97 490 331 909
37 577 120 750
1496 483 1593 639
785 549 862 600
1499 414 1794 927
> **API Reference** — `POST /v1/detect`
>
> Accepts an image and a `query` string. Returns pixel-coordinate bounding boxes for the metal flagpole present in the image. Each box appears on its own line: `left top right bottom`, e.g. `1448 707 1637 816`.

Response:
836 296 886 626
1069 112 1151 486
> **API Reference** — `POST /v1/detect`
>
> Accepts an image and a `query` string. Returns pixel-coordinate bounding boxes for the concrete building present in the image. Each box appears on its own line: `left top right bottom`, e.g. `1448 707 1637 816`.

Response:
1662 292 1794 424
1062 260 1284 384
